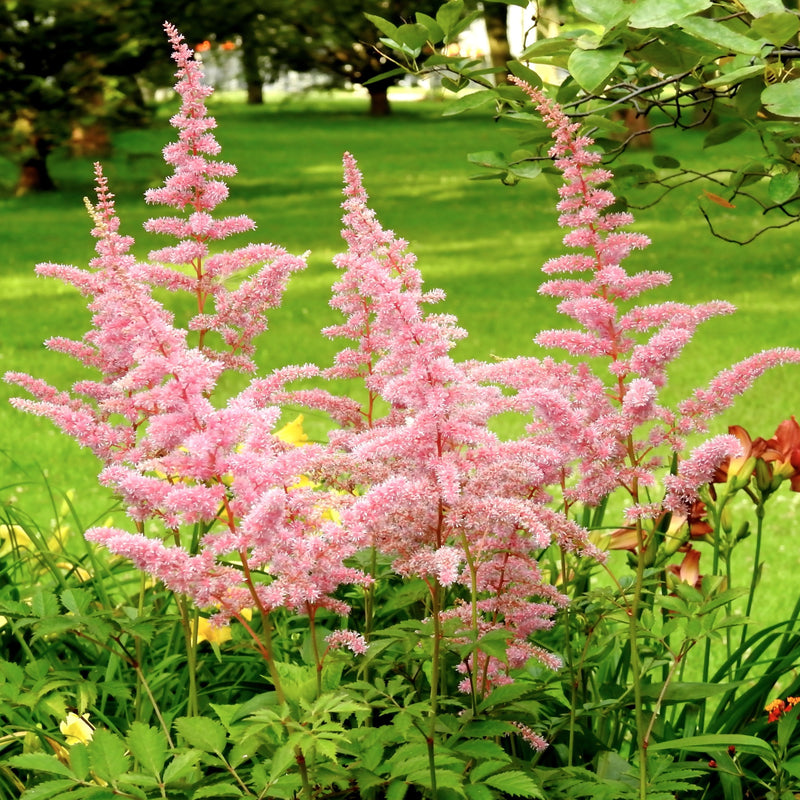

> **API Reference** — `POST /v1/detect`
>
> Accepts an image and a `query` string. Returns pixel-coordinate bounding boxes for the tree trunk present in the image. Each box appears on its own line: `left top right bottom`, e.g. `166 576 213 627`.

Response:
367 81 392 117
484 5 511 85
240 25 263 105
15 137 55 195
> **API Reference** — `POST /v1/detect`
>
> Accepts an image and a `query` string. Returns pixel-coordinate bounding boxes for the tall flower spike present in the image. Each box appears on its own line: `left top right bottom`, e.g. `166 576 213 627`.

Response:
143 22 306 372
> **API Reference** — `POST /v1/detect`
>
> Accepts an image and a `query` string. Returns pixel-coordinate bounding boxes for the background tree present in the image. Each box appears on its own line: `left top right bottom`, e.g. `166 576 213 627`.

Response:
0 0 191 195
376 0 800 243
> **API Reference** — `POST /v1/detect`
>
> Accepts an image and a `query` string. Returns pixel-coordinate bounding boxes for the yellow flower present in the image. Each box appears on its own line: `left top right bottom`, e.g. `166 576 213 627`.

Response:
59 712 94 745
275 414 308 446
0 524 34 557
196 617 232 645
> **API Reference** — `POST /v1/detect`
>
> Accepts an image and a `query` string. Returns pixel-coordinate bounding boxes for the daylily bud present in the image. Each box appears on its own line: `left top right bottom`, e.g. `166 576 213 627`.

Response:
728 456 756 490
734 521 750 542
755 459 774 493
720 504 733 534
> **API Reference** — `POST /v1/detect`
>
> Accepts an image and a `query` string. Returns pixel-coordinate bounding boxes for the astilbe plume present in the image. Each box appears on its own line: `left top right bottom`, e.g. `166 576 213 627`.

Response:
4 24 369 629
498 76 800 521
284 152 601 695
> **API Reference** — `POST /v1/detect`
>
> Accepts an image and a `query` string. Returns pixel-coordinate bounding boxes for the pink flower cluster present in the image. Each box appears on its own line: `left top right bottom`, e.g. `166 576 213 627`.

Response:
5 26 800 753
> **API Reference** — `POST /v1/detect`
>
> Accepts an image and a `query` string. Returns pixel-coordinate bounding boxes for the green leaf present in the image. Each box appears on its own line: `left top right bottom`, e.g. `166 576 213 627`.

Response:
653 155 681 168
648 733 775 758
395 23 429 53
60 588 92 615
20 780 76 800
470 760 511 782
568 47 625 93
574 0 627 27
762 80 800 117
465 784 495 800
752 13 800 46
127 721 168 778
416 13 444 43
386 780 409 800
69 743 90 782
364 14 398 40
88 729 130 784
174 716 227 753
162 749 202 784
437 0 465 38
508 60 543 88
454 739 511 762
679 16 764 56
639 681 745 701
703 120 748 148
7 752 75 778
629 0 711 29
703 64 765 88
769 170 800 204
740 0 786 16
468 151 508 170
442 90 497 116
484 770 544 797
192 783 243 798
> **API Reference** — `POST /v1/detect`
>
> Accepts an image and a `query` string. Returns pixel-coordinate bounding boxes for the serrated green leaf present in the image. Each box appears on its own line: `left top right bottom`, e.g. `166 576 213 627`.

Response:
30 588 59 618
20 780 76 800
174 715 227 753
60 588 92 615
126 721 168 778
469 759 509 782
680 16 764 56
8 752 75 778
192 783 243 797
568 47 625 93
762 80 800 117
69 743 90 782
454 738 511 762
465 783 495 800
485 769 544 797
162 749 202 784
88 729 130 784
386 779 409 800
629 0 711 29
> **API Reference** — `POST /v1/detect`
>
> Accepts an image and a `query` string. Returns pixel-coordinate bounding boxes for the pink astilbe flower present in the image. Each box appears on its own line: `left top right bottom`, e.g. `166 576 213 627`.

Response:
505 76 800 511
287 153 601 696
142 22 306 372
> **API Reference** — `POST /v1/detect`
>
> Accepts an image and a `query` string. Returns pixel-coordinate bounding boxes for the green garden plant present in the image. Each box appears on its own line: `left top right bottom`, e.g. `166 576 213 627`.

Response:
3 21 800 800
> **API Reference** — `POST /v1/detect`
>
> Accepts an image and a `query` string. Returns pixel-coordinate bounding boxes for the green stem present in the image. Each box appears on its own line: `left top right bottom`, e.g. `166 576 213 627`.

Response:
629 518 649 800
739 502 764 654
459 530 480 713
308 605 322 698
176 595 199 716
561 550 577 767
427 578 443 800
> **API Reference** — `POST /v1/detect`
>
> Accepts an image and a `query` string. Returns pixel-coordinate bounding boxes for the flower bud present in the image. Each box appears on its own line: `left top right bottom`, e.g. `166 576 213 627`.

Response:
755 459 774 493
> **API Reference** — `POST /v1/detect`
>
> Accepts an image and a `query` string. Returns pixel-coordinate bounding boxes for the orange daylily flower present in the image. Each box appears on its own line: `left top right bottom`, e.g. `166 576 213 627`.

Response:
667 548 702 589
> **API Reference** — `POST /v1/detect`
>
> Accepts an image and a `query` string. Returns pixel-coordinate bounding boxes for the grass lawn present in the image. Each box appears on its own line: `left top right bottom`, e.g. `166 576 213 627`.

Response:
1 88 799 625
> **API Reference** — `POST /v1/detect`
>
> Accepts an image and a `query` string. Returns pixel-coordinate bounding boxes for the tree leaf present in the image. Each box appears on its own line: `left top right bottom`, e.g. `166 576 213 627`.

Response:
568 47 625 93
442 90 497 116
416 13 444 43
680 16 764 56
769 170 799 204
752 13 800 46
364 14 398 40
703 120 748 148
127 721 168 778
629 0 711 29
740 0 786 16
88 729 130 784
653 155 681 168
703 64 765 88
437 0 465 39
174 716 227 753
762 80 800 117
574 0 628 26
468 151 508 169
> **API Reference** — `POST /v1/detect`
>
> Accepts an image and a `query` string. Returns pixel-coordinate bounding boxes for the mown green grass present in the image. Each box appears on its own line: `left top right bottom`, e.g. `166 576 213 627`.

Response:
1 89 799 625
